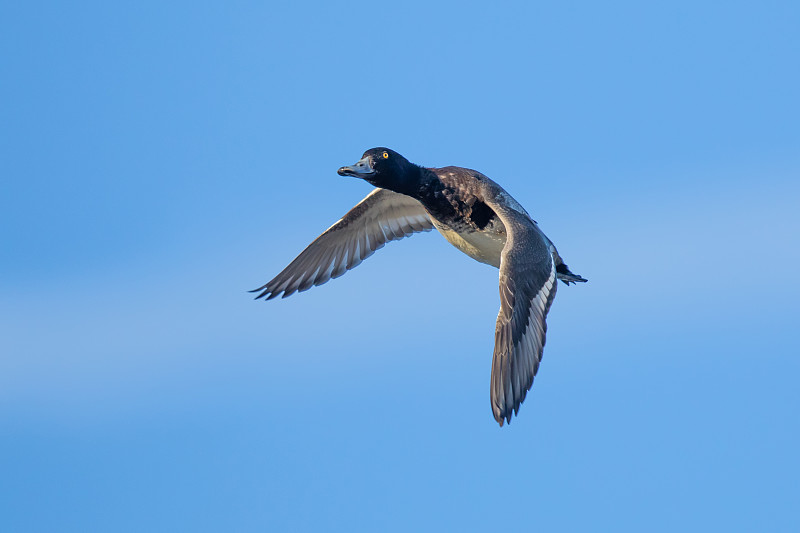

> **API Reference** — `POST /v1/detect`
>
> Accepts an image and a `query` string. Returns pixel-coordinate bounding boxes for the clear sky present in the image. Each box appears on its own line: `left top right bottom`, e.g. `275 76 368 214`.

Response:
2 1 799 531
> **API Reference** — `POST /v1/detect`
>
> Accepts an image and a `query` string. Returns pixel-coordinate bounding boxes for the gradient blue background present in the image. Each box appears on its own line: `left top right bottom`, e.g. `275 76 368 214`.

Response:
2 1 799 531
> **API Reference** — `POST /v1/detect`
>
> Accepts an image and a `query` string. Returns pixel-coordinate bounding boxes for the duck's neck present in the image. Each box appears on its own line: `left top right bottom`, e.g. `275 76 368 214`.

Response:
411 167 445 202
382 163 435 198
404 165 442 198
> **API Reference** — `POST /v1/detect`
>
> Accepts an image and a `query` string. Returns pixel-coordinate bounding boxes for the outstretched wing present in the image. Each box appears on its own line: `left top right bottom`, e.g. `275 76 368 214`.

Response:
485 198 557 426
252 188 433 300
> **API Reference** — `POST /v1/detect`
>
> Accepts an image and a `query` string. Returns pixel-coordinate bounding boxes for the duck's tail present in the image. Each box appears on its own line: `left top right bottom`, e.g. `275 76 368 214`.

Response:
542 236 587 286
556 262 588 286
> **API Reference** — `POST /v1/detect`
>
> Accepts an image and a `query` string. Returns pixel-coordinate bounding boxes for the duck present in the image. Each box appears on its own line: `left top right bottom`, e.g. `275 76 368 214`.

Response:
252 148 587 426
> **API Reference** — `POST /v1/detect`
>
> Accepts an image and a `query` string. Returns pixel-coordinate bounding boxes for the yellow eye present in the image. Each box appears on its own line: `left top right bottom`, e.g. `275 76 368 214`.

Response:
382 151 389 159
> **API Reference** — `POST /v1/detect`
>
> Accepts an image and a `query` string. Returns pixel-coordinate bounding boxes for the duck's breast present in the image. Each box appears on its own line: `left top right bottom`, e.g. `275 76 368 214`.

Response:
430 216 506 268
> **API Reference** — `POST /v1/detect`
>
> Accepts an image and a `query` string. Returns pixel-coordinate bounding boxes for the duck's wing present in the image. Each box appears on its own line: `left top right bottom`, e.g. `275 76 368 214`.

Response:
252 188 433 300
483 196 557 426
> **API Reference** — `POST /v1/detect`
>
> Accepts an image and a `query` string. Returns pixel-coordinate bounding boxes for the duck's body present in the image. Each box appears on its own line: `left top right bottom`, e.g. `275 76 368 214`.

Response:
253 148 586 426
416 166 507 267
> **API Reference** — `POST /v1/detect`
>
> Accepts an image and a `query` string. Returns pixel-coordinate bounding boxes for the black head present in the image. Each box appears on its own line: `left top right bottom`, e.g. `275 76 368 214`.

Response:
337 147 420 194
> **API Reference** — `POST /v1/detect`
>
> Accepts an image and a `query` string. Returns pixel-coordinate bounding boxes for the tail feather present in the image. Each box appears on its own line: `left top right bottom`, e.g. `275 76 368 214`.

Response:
555 263 587 286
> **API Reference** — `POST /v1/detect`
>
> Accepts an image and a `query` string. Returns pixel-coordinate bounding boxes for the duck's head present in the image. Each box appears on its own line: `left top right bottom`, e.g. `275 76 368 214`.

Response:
338 147 419 194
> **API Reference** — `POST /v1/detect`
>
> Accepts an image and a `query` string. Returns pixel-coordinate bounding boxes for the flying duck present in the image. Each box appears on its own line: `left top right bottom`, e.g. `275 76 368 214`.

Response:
253 148 587 425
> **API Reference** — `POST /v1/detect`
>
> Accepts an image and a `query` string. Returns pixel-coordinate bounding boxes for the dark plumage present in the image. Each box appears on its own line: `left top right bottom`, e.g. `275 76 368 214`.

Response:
252 148 587 426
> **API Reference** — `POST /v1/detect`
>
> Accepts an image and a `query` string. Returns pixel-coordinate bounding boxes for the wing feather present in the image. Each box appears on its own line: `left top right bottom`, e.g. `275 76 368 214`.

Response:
483 195 558 426
252 188 433 300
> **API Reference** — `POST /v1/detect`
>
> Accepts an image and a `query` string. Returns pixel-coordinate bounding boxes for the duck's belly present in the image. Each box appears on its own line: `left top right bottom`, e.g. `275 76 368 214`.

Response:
431 218 506 268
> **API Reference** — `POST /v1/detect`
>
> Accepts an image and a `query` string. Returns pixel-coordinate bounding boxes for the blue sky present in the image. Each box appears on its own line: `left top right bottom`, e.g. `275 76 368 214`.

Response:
1 1 799 531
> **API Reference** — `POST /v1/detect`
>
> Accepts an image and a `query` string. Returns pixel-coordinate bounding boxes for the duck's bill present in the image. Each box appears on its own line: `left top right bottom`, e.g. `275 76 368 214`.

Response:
337 156 375 178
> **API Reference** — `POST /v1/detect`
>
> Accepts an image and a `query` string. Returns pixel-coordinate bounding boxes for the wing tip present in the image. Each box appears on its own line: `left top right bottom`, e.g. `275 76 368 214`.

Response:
492 410 513 427
250 286 268 300
250 286 281 300
492 397 517 427
491 374 533 427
